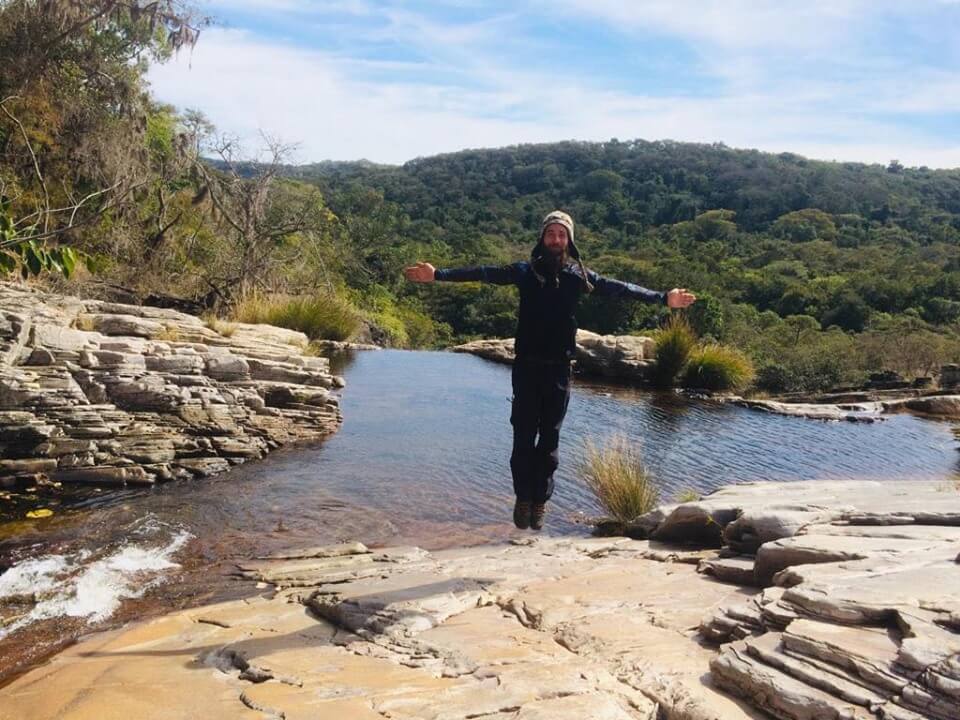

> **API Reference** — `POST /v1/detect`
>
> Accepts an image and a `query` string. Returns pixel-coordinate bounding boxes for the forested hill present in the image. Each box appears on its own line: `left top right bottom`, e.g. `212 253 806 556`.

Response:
284 140 960 393
294 139 960 241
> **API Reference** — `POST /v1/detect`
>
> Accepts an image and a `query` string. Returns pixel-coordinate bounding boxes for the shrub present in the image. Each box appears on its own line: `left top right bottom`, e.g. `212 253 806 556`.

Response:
231 292 361 341
580 435 659 524
683 344 755 391
652 314 697 387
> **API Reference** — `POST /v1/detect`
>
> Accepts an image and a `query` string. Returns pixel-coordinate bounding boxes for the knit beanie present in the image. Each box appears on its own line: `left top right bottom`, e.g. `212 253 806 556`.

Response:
532 210 594 292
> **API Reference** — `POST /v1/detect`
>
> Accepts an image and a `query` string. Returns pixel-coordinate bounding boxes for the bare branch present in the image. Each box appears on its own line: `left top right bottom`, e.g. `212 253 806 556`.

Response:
1 97 50 232
14 179 125 227
0 179 147 248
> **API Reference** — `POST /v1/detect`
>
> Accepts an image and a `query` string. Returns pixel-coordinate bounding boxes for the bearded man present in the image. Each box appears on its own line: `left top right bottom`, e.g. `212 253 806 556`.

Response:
404 210 696 530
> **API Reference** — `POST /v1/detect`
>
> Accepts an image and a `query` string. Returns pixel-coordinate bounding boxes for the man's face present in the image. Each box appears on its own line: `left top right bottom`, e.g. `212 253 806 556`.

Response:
542 223 569 256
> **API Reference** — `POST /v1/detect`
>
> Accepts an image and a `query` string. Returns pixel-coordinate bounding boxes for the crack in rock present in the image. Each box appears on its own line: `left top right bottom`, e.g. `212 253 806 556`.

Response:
239 689 286 719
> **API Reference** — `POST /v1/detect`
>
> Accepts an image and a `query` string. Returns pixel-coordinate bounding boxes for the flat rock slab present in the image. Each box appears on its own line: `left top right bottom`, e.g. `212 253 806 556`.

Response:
0 536 762 720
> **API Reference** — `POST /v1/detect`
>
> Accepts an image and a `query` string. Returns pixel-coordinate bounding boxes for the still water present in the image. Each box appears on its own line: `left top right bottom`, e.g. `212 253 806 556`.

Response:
1 349 958 679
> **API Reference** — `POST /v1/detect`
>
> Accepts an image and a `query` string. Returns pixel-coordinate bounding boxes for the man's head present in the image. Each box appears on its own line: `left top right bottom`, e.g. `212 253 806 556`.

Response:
539 210 575 259
533 210 593 292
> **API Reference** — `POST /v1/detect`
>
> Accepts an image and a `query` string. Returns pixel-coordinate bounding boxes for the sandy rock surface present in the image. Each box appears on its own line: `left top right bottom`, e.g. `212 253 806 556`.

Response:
0 536 761 720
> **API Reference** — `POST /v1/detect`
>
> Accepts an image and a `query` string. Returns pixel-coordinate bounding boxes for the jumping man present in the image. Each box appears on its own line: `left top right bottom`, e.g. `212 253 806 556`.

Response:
404 210 696 531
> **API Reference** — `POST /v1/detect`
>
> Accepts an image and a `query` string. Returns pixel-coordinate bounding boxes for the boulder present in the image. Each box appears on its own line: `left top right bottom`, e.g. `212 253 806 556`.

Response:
884 395 960 418
452 329 656 382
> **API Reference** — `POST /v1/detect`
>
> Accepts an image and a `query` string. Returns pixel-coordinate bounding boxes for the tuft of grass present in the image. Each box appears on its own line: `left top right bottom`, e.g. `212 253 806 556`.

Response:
580 435 659 524
652 314 697 387
203 315 237 338
231 292 361 341
73 314 96 332
152 324 181 342
682 344 755 392
676 488 700 503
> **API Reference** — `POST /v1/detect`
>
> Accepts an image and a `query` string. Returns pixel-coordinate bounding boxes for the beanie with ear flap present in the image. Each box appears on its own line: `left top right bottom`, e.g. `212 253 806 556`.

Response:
532 210 594 292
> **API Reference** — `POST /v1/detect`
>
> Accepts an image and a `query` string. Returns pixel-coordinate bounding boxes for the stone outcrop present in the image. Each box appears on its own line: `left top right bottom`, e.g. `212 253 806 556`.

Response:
0 536 762 720
453 337 960 424
452 330 655 382
453 335 960 426
0 282 344 490
309 338 382 353
717 394 960 423
725 397 886 422
631 480 960 720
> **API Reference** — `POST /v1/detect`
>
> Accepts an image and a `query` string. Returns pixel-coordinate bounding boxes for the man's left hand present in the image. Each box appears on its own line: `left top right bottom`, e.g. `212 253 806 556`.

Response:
667 288 697 309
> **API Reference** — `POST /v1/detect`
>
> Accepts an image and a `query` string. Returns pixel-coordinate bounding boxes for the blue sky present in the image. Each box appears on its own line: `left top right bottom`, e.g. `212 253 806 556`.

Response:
147 1 960 167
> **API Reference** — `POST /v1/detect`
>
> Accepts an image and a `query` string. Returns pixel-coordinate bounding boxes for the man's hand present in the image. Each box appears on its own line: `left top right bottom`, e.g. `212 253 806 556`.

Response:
667 288 697 309
404 262 436 283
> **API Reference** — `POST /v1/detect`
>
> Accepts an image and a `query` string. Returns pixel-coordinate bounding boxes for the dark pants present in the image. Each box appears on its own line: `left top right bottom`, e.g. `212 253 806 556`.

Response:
510 360 572 503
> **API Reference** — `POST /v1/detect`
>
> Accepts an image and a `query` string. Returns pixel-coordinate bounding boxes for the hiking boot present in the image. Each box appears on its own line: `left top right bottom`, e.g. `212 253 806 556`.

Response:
530 503 546 531
513 499 532 529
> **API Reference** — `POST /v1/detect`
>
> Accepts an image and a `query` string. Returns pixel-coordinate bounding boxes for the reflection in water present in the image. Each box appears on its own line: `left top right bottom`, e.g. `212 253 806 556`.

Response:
1 349 959 676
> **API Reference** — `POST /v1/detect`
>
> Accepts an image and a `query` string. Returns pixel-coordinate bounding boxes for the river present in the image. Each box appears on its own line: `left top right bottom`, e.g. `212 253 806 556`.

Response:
1 349 958 682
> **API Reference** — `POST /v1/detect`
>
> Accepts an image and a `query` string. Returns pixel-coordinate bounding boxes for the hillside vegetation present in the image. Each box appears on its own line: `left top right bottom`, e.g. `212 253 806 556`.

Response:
3 1 960 393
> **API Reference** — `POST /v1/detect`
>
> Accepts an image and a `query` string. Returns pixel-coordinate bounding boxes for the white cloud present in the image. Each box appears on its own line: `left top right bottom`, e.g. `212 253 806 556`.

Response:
545 0 872 51
147 21 960 168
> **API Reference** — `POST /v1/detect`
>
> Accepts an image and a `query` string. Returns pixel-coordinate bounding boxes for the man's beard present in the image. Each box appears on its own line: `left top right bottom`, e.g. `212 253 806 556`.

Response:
539 246 567 274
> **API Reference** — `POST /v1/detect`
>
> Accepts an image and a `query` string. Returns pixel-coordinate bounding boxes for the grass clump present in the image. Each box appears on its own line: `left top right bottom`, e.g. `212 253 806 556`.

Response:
682 344 755 392
580 435 659 524
231 292 361 341
151 324 181 342
73 314 96 332
203 315 237 338
652 315 697 387
675 488 700 503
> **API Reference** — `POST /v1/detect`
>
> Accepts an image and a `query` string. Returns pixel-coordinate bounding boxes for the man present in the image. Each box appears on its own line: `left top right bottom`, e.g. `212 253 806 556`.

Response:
404 210 696 531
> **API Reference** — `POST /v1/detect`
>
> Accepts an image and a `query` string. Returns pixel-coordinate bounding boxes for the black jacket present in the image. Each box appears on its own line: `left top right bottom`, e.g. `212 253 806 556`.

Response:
435 261 667 362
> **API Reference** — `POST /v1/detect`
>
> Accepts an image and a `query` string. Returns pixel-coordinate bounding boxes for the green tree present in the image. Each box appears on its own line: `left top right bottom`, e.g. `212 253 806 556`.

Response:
771 209 838 243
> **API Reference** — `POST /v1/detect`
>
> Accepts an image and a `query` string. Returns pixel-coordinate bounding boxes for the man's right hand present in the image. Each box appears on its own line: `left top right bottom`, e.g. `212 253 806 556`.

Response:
404 262 436 283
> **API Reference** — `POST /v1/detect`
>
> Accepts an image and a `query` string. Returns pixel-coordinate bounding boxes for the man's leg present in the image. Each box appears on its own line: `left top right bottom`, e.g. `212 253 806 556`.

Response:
531 364 572 505
509 363 539 504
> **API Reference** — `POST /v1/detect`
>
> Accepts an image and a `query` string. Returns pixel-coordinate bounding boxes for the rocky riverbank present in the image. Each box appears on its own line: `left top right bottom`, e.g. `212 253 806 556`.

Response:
452 331 655 382
3 479 957 720
720 393 960 422
0 282 344 500
453 335 960 422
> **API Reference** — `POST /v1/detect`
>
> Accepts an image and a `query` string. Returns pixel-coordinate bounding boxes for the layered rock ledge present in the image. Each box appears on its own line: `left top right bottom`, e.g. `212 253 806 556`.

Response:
651 480 960 720
0 282 344 491
721 395 960 422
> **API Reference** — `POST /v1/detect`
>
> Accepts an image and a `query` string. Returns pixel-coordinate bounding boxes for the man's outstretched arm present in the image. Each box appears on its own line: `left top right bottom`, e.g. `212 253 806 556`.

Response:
586 270 697 309
404 262 520 285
